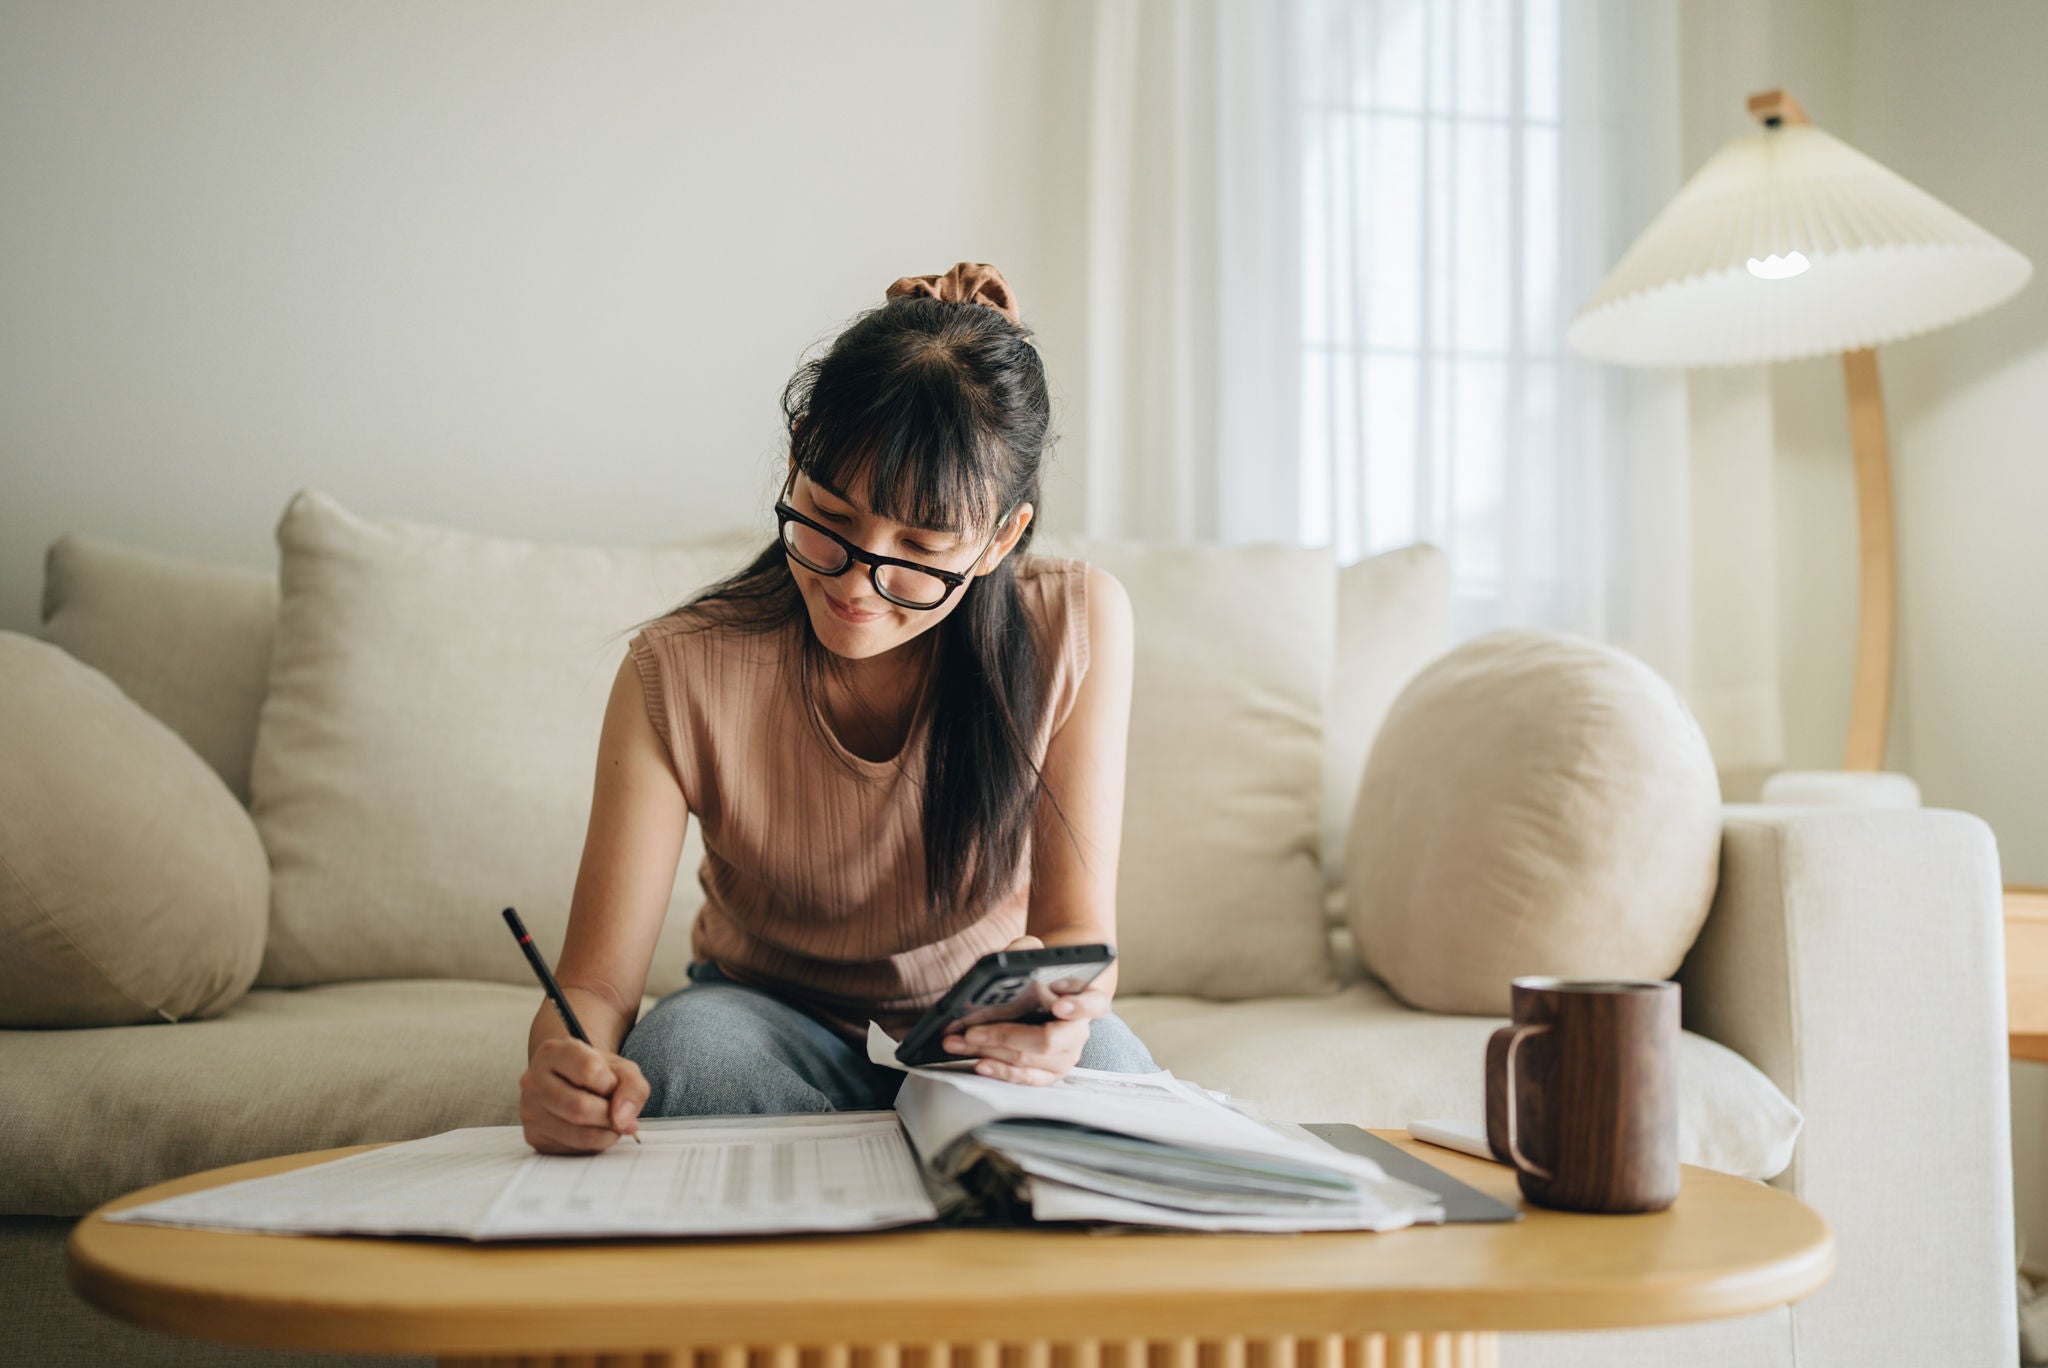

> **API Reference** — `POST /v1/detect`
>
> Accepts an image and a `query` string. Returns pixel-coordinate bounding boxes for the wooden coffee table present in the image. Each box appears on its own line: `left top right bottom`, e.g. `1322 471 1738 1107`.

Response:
67 1129 1833 1368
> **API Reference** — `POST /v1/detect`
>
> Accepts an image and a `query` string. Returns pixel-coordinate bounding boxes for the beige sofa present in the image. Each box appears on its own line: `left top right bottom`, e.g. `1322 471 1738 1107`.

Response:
0 488 2018 1368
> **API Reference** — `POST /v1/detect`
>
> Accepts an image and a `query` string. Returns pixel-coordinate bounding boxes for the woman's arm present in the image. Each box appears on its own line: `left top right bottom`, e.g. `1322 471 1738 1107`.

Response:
519 653 685 1152
945 564 1136 1083
528 654 689 1056
1023 563 1134 987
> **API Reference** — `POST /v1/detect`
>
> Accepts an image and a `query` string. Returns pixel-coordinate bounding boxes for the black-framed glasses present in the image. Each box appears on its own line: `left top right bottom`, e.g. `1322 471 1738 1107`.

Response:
773 470 1019 611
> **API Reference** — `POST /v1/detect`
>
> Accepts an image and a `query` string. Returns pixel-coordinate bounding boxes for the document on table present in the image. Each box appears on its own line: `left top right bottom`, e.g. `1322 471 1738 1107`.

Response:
482 1112 938 1237
877 1026 1444 1233
107 1028 1441 1240
106 1112 941 1240
104 1125 534 1238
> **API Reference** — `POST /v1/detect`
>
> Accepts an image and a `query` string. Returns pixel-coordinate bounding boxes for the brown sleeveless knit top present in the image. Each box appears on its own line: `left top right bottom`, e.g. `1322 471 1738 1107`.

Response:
627 555 1092 1045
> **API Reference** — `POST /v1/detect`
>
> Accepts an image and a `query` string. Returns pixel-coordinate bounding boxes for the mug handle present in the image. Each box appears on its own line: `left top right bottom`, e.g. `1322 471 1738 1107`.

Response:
1501 1022 1555 1181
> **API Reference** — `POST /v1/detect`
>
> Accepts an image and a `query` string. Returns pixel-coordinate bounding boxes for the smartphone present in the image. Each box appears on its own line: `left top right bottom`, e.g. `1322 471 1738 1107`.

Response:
892 943 1117 1068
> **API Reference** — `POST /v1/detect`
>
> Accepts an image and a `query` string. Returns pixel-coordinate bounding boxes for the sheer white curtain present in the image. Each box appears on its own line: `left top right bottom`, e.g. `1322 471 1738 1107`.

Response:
1077 0 1302 547
1298 0 1689 673
1077 0 1711 720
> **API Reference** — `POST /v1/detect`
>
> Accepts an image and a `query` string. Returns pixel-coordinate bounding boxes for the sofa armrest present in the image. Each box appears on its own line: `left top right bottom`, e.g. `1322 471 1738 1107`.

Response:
1677 803 2015 1368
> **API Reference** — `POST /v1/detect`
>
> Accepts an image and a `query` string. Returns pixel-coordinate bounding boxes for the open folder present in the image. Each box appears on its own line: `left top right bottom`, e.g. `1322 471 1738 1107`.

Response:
106 1025 1448 1240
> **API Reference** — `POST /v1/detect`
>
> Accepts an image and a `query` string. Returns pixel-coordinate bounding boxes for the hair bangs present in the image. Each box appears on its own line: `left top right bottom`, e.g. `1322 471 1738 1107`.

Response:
795 365 1003 538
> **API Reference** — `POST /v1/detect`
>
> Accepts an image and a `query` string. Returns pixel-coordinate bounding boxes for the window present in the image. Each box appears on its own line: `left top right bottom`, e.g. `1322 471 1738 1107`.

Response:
1300 0 1569 640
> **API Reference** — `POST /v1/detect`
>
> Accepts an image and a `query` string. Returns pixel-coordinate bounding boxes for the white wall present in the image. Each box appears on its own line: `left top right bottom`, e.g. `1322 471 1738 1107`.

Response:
1682 0 2048 1278
0 0 1096 636
1846 0 2048 1282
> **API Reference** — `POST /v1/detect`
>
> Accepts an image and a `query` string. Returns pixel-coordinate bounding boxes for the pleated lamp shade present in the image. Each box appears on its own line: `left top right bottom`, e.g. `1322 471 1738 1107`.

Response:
1566 122 2032 367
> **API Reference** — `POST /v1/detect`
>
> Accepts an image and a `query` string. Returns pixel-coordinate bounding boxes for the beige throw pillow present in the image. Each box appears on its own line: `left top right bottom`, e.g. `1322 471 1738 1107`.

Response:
1323 544 1450 923
1030 535 1338 998
0 633 268 1026
249 489 761 994
39 533 279 806
1346 629 1722 1015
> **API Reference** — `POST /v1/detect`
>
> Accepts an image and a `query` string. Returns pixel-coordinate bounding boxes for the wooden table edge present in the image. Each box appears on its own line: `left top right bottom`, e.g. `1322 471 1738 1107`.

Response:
66 1130 1836 1357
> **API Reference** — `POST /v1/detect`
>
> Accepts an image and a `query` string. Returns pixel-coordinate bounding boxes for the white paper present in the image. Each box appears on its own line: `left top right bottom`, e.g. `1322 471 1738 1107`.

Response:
864 1019 981 1073
995 1148 1360 1216
106 1113 938 1240
895 1061 1401 1187
868 1018 913 1069
104 1040 1442 1241
1023 1175 1435 1232
103 1125 536 1237
479 1112 938 1237
881 1048 1444 1233
1406 1117 1499 1162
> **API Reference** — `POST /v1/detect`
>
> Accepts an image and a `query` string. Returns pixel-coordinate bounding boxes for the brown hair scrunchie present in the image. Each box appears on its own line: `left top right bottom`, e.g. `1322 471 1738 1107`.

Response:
884 261 1022 327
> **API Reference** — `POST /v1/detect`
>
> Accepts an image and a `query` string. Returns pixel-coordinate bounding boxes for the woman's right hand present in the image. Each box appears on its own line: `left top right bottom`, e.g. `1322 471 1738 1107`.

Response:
519 1037 650 1154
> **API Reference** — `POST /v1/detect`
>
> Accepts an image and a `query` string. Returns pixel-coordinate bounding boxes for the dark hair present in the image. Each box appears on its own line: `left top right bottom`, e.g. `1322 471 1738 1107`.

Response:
618 292 1073 922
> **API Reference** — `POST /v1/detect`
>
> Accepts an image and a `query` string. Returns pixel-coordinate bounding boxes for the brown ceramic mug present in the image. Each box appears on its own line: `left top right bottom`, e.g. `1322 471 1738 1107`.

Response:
1484 976 1680 1214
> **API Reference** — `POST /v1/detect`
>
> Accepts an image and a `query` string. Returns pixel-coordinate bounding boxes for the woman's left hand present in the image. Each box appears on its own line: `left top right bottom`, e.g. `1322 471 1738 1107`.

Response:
942 934 1111 1085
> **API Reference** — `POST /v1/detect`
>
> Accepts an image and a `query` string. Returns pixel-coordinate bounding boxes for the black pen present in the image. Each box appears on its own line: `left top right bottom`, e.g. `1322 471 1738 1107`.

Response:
502 906 640 1145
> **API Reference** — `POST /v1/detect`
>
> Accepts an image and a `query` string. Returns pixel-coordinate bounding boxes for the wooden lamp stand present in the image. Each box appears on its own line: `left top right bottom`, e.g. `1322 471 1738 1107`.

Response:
1746 89 1896 773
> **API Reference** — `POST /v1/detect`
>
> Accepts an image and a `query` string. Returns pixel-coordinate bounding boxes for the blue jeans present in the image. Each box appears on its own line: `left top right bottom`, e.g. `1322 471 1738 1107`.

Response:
621 960 1161 1117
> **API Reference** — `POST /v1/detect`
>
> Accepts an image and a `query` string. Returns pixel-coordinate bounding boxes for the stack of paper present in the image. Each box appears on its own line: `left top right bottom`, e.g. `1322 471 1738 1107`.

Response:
104 1029 1442 1240
881 1044 1443 1232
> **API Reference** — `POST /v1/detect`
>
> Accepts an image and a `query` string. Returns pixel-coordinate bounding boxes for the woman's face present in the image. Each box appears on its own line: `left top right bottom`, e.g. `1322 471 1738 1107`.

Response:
784 460 1032 665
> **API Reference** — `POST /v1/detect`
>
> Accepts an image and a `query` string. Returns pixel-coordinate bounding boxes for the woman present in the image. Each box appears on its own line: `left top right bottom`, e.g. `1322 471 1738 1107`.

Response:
518 262 1156 1156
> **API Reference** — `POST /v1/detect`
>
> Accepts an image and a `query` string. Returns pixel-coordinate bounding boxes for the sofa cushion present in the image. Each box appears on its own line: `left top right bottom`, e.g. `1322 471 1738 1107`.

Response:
1031 535 1337 998
248 488 761 995
1347 629 1723 1015
0 981 547 1216
1324 543 1449 923
0 978 1797 1216
0 634 268 1028
38 533 278 807
1116 982 1801 1182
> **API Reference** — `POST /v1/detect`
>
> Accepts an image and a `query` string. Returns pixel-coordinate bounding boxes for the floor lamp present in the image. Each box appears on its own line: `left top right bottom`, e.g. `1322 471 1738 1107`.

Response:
1564 89 2031 777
